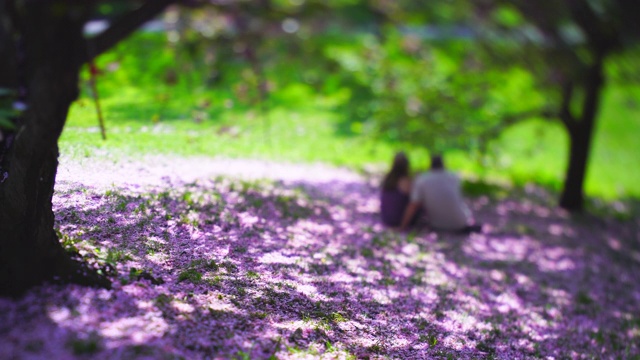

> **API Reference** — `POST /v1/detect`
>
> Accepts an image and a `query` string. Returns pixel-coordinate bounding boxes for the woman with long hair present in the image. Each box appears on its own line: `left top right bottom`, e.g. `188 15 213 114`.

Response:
380 152 414 227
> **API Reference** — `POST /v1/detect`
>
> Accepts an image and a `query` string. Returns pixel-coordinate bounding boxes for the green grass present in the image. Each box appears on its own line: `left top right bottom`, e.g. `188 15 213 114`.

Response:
483 83 640 199
63 91 396 168
59 31 640 201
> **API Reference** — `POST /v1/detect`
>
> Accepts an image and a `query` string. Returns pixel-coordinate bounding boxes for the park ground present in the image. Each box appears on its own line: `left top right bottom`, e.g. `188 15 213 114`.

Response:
0 154 639 359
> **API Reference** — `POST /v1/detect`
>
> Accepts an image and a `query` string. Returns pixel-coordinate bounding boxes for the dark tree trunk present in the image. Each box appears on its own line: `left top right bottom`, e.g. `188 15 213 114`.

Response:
559 125 592 211
559 57 604 212
0 0 175 297
0 3 110 297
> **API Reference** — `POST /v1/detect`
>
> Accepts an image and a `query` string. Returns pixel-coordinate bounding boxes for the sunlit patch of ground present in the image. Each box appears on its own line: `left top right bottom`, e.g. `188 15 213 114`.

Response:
1 158 639 359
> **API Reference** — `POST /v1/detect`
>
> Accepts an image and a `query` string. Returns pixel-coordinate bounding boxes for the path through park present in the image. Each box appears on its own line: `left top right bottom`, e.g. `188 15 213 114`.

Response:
1 155 639 359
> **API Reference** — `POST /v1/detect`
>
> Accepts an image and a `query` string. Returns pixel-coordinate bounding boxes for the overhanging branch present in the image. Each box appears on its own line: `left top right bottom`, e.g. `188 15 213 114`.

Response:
479 108 557 144
82 0 176 64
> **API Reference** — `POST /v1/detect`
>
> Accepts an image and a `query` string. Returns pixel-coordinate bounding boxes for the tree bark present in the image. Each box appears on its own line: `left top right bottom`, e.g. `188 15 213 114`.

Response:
559 56 604 212
559 124 591 211
0 2 111 297
83 0 175 63
0 0 176 297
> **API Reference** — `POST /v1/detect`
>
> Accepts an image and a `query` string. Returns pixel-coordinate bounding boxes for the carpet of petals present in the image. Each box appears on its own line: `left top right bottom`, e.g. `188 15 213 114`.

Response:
1 156 639 359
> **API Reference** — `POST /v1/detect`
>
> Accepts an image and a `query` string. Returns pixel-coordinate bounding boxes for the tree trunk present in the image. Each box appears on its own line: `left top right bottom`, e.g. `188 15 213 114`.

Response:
559 126 592 211
0 0 175 297
559 57 604 212
0 3 109 297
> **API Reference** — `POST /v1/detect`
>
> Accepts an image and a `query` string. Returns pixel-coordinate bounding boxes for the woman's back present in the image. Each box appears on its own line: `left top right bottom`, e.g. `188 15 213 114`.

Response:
380 185 410 227
380 152 412 227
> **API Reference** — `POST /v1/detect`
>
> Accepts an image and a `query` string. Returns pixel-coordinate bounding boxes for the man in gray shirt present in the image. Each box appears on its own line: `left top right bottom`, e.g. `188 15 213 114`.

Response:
400 155 481 233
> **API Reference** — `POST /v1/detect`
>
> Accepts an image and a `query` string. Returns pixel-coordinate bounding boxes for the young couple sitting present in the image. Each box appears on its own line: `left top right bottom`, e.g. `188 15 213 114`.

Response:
380 152 482 234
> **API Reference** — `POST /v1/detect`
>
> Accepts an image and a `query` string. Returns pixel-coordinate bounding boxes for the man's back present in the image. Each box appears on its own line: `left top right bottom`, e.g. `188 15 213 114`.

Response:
411 170 470 230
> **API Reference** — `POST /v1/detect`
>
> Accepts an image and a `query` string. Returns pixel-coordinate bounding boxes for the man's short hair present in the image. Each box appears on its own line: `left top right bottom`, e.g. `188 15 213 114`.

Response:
431 155 444 170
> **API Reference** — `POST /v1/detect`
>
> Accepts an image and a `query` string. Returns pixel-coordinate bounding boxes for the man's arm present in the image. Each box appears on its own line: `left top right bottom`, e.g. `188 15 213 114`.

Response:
399 201 421 230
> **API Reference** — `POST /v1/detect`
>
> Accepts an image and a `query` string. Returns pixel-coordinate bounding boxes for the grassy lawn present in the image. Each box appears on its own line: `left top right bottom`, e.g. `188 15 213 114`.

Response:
60 32 640 201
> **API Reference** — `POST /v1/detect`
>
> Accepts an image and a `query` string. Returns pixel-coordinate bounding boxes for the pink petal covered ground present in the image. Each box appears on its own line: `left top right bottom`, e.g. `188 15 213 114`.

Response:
1 156 639 359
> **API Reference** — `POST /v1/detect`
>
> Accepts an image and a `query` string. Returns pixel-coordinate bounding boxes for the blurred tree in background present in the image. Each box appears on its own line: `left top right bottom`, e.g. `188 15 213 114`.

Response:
323 6 542 156
471 0 640 211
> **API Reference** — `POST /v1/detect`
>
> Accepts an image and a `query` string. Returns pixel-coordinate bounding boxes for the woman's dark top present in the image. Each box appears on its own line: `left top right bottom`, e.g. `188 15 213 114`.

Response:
380 189 410 227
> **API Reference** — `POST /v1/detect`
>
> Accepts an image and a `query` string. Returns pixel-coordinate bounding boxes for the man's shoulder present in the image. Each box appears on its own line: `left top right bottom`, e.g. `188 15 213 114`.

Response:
414 172 431 184
442 170 459 179
416 170 447 179
413 172 439 188
416 170 459 184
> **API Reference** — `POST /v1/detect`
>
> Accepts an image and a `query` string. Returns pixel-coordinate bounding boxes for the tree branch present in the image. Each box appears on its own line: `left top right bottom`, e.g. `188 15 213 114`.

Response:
567 0 618 53
479 108 557 144
83 0 175 63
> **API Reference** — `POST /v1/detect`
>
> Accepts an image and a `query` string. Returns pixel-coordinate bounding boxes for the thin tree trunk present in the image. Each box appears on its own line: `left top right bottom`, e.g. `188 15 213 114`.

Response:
559 127 591 211
559 57 604 212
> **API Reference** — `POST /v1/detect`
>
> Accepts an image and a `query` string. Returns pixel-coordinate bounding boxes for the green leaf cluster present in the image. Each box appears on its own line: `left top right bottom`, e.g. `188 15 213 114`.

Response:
325 26 544 154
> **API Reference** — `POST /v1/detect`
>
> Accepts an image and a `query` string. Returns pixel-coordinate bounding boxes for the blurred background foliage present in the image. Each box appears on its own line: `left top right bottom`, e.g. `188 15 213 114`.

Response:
61 0 640 202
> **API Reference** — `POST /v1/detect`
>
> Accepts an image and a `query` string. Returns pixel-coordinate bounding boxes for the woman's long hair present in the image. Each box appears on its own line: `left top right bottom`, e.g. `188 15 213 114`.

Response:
382 152 409 191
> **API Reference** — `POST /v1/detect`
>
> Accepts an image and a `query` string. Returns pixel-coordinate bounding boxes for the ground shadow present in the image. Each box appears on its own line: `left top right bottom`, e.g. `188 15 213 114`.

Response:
1 175 639 358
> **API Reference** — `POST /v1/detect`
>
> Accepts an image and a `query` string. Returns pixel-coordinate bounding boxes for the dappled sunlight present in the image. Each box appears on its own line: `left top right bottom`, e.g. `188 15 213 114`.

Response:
462 233 578 273
100 315 169 343
493 291 523 314
48 306 74 324
259 251 299 265
2 166 639 358
463 234 532 262
607 236 623 251
536 247 578 272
